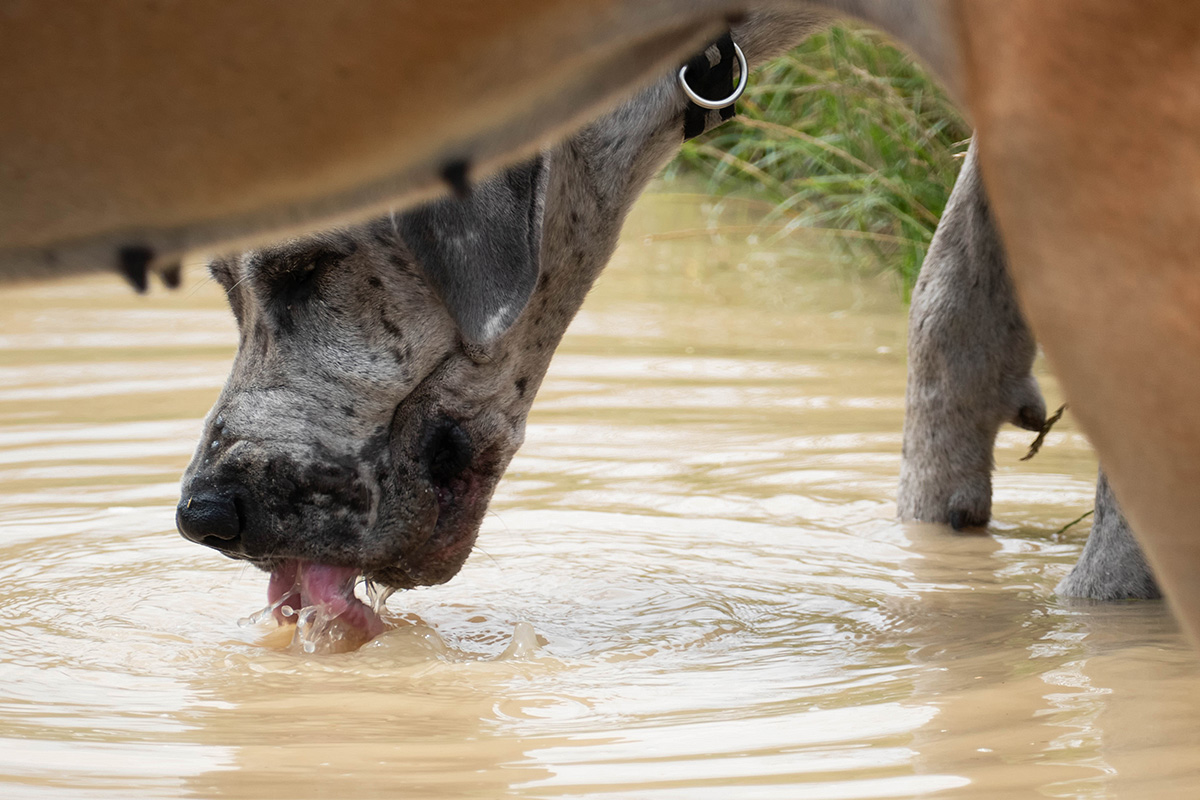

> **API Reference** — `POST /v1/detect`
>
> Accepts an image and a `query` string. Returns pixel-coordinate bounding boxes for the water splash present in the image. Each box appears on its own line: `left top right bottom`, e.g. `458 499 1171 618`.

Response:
237 592 290 628
243 570 397 655
361 578 397 615
496 622 541 661
292 602 372 655
243 574 541 660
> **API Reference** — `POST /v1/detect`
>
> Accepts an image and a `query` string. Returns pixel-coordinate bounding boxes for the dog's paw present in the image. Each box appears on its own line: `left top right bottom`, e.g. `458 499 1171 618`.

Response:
947 502 990 531
898 469 992 530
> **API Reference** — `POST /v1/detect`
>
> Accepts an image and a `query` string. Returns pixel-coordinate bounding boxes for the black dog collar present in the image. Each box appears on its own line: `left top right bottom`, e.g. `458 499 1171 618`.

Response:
679 32 742 140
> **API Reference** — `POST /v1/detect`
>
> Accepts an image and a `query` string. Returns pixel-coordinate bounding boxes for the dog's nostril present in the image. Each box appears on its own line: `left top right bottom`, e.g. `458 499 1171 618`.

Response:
176 491 242 545
424 419 473 484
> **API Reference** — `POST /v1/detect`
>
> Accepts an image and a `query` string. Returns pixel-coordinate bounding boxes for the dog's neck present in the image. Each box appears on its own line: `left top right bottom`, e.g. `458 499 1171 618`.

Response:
501 10 829 376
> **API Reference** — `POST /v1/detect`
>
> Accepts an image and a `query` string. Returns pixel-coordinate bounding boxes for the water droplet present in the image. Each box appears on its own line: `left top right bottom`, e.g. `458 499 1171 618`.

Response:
497 622 541 661
363 580 397 613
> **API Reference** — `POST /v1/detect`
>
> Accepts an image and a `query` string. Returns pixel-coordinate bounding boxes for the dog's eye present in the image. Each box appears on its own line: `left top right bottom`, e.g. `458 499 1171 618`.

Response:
263 249 344 330
275 265 320 314
253 240 357 332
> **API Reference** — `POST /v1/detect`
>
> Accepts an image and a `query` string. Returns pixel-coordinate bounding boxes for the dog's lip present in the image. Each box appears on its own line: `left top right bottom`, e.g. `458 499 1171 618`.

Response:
267 559 387 639
420 529 477 564
246 455 493 595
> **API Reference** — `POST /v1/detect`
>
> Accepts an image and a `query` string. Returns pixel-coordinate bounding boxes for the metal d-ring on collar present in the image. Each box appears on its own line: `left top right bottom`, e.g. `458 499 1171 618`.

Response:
678 41 747 110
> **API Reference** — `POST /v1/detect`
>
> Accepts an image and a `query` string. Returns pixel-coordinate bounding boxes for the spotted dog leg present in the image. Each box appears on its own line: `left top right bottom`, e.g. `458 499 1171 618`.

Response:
898 138 1044 530
1057 468 1160 600
899 139 1157 601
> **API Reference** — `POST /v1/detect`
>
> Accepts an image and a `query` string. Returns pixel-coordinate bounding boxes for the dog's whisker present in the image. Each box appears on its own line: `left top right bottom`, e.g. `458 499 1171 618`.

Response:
484 508 511 533
184 273 216 299
226 273 252 293
470 543 501 569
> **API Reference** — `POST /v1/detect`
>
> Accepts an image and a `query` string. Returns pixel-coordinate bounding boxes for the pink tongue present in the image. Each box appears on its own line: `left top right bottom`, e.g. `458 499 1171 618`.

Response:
298 563 361 617
267 561 301 611
267 560 386 639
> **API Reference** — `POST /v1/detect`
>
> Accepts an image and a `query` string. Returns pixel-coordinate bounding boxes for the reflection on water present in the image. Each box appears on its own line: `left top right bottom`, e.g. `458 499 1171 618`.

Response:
0 192 1198 798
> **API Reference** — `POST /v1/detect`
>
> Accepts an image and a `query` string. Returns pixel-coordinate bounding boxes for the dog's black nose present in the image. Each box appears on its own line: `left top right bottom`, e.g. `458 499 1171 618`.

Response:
176 491 242 549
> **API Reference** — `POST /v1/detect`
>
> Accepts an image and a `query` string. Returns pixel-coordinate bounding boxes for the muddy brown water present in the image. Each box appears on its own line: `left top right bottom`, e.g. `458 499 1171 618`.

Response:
1 193 1198 799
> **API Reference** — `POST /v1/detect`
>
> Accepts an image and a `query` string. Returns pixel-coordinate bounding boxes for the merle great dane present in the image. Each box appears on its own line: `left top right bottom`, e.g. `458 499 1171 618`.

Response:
176 11 1157 638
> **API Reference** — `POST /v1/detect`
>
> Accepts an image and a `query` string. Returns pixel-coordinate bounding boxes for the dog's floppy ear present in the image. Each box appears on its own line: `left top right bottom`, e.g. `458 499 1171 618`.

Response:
396 154 547 344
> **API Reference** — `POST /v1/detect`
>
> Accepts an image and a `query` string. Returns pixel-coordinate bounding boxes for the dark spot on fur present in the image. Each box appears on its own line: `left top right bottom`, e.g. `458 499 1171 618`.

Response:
515 377 528 398
380 311 403 340
341 405 355 418
118 245 153 293
602 135 626 157
368 276 383 290
537 273 551 291
276 454 372 514
371 227 395 249
423 419 473 485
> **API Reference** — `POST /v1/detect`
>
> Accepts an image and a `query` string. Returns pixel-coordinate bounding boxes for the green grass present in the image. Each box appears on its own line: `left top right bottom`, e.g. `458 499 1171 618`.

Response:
663 24 971 295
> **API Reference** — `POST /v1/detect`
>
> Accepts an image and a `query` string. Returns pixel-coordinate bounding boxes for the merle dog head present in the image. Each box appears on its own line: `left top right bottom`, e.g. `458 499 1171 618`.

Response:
176 10 827 604
177 157 553 590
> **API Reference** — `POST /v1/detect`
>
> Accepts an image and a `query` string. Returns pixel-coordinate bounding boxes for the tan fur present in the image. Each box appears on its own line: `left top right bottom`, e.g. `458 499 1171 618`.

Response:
0 0 733 279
